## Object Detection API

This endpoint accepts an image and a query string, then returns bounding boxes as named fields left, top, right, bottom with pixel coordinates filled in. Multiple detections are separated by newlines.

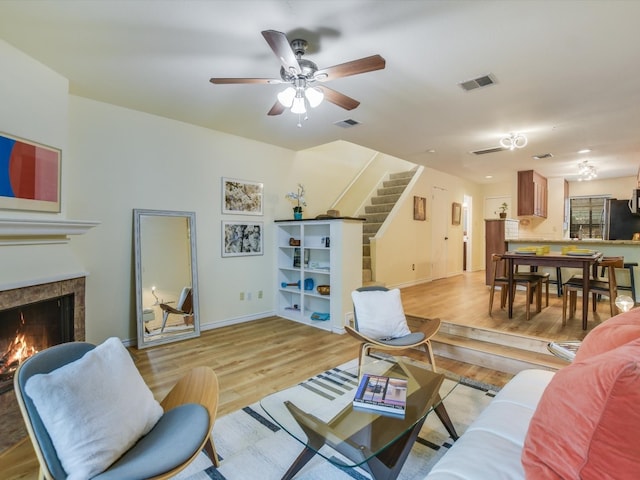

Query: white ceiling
left=1, top=0, right=639, bottom=185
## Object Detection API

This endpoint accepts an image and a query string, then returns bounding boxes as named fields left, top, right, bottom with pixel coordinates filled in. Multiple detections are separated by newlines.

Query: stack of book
left=353, top=374, right=407, bottom=417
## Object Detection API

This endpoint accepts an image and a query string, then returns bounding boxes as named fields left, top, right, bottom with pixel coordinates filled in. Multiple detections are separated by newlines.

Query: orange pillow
left=575, top=308, right=640, bottom=362
left=522, top=338, right=640, bottom=480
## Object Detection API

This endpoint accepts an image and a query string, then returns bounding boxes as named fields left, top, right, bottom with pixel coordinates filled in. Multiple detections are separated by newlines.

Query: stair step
left=371, top=195, right=400, bottom=205
left=363, top=222, right=382, bottom=234
left=377, top=186, right=406, bottom=196
left=431, top=322, right=567, bottom=375
left=363, top=256, right=371, bottom=269
left=362, top=234, right=372, bottom=245
left=389, top=170, right=416, bottom=181
left=382, top=178, right=411, bottom=189
left=365, top=204, right=394, bottom=214
left=363, top=245, right=370, bottom=256
left=361, top=212, right=389, bottom=223
left=362, top=269, right=372, bottom=284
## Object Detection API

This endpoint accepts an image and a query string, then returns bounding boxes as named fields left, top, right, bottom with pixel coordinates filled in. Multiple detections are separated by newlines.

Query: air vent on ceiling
left=533, top=153, right=554, bottom=160
left=334, top=118, right=360, bottom=128
left=458, top=73, right=497, bottom=92
left=471, top=146, right=506, bottom=155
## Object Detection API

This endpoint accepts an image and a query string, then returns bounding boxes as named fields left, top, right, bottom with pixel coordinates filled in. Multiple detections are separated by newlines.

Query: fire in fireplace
left=0, top=295, right=74, bottom=394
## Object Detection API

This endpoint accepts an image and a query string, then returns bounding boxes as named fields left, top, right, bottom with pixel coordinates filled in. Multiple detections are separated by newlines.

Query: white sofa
left=426, top=306, right=640, bottom=480
left=425, top=368, right=555, bottom=479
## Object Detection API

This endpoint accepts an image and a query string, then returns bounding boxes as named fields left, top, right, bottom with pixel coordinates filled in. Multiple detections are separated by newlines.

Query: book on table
left=353, top=374, right=407, bottom=416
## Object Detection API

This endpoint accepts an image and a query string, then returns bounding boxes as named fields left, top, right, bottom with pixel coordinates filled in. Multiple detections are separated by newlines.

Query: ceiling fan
left=210, top=30, right=386, bottom=117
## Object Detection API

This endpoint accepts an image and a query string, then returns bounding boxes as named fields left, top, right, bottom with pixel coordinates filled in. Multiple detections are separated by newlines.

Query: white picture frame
left=222, top=177, right=263, bottom=216
left=222, top=221, right=264, bottom=257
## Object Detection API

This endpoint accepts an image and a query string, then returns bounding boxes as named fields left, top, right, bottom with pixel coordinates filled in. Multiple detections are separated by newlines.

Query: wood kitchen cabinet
left=517, top=170, right=547, bottom=217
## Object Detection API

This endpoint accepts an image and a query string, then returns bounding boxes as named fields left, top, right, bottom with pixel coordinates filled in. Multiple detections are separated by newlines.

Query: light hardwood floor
left=1, top=270, right=610, bottom=479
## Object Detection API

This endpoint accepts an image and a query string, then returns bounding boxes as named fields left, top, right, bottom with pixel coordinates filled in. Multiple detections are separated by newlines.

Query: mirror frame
left=134, top=209, right=200, bottom=349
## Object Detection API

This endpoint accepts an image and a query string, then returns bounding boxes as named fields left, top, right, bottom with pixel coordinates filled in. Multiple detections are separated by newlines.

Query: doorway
left=431, top=186, right=449, bottom=280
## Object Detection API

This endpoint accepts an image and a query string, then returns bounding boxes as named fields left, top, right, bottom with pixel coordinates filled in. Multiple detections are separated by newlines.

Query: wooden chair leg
left=500, top=286, right=507, bottom=309
left=525, top=285, right=531, bottom=321
left=423, top=340, right=437, bottom=373
left=536, top=282, right=542, bottom=313
left=544, top=281, right=549, bottom=307
left=488, top=286, right=495, bottom=315
left=562, top=288, right=568, bottom=326
left=570, top=291, right=577, bottom=318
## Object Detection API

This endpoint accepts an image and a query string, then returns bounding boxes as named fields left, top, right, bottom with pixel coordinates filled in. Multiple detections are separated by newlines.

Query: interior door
left=431, top=186, right=449, bottom=280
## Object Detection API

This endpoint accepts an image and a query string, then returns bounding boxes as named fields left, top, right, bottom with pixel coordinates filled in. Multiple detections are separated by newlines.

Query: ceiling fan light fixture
left=304, top=87, right=324, bottom=108
left=291, top=95, right=306, bottom=114
left=499, top=132, right=528, bottom=150
left=277, top=87, right=296, bottom=107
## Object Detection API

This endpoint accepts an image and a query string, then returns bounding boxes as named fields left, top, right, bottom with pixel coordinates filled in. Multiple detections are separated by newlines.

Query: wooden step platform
left=432, top=321, right=568, bottom=375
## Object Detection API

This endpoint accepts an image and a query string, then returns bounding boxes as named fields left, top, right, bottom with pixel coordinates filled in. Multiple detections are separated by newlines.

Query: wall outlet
left=239, top=292, right=245, bottom=301
left=258, top=290, right=263, bottom=299
left=247, top=291, right=252, bottom=301
left=344, top=312, right=354, bottom=327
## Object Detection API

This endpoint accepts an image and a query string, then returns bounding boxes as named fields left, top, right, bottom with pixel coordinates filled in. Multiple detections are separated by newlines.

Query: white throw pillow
left=25, top=337, right=163, bottom=480
left=351, top=288, right=412, bottom=339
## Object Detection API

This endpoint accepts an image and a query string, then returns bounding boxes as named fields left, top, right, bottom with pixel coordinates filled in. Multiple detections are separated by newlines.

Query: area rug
left=172, top=359, right=500, bottom=480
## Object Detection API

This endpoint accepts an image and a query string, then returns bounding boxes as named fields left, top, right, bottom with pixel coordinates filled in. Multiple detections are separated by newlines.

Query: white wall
left=66, top=97, right=299, bottom=342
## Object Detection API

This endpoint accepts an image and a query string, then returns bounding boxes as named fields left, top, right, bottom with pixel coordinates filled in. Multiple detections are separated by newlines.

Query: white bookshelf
left=275, top=218, right=363, bottom=333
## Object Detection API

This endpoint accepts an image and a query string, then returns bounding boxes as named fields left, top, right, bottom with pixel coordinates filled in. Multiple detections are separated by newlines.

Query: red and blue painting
left=0, top=133, right=60, bottom=212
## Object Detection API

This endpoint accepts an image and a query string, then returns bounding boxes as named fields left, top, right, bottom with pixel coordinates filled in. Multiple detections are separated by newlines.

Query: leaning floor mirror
left=134, top=209, right=200, bottom=349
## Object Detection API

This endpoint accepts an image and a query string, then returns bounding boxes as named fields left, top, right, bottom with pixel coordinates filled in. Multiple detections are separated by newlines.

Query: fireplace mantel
left=0, top=218, right=100, bottom=245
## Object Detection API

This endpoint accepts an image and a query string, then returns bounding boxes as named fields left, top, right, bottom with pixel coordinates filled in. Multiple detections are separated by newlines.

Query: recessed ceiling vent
left=334, top=118, right=360, bottom=128
left=471, top=146, right=506, bottom=155
left=459, top=74, right=497, bottom=92
left=533, top=153, right=554, bottom=160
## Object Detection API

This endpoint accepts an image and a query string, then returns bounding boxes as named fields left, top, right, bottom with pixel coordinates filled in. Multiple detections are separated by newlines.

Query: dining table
left=502, top=249, right=603, bottom=330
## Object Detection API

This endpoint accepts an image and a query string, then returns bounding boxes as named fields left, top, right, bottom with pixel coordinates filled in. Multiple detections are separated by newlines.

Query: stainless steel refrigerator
left=603, top=198, right=640, bottom=240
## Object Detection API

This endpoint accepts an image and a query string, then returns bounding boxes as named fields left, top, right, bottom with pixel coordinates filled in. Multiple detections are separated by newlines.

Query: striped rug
left=173, top=359, right=499, bottom=480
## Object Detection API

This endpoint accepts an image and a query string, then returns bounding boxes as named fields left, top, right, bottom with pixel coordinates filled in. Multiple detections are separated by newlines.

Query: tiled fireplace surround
left=0, top=276, right=87, bottom=452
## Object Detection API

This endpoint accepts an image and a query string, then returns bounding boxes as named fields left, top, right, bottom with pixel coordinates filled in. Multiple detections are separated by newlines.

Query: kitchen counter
left=508, top=239, right=640, bottom=300
left=510, top=238, right=640, bottom=245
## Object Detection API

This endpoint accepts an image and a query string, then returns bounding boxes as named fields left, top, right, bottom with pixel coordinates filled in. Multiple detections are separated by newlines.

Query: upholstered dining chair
left=14, top=338, right=219, bottom=480
left=488, top=254, right=542, bottom=321
left=562, top=256, right=624, bottom=325
left=160, top=286, right=193, bottom=332
left=345, top=286, right=440, bottom=376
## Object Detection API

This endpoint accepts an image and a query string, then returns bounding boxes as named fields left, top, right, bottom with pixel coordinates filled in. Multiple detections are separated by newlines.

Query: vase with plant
left=285, top=184, right=306, bottom=220
left=498, top=202, right=508, bottom=219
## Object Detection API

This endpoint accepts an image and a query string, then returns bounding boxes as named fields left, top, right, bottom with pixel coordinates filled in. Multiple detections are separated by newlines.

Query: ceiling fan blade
left=317, top=85, right=360, bottom=111
left=210, top=77, right=280, bottom=85
left=261, top=30, right=301, bottom=75
left=267, top=101, right=285, bottom=116
left=315, top=55, right=386, bottom=81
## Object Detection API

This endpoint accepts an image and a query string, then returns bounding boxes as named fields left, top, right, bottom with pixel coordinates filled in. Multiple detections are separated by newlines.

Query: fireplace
left=0, top=276, right=85, bottom=453
left=0, top=294, right=75, bottom=394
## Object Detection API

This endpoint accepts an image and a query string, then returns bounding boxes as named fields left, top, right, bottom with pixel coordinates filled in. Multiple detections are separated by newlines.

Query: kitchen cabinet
left=518, top=170, right=547, bottom=217
left=485, top=219, right=519, bottom=285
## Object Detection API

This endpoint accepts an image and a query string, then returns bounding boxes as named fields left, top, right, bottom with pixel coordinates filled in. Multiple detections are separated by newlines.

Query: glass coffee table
left=260, top=356, right=459, bottom=480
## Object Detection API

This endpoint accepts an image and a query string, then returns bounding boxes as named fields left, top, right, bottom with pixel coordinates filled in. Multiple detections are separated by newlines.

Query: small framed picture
left=413, top=196, right=426, bottom=221
left=222, top=177, right=263, bottom=215
left=222, top=221, right=263, bottom=257
left=452, top=202, right=462, bottom=225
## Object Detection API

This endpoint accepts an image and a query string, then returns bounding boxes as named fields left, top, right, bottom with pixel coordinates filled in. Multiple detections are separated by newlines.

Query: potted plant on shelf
left=498, top=202, right=508, bottom=219
left=285, top=184, right=306, bottom=220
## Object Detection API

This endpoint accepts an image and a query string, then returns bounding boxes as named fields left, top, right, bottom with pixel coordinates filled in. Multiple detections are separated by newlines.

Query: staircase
left=361, top=169, right=416, bottom=284
left=432, top=322, right=567, bottom=374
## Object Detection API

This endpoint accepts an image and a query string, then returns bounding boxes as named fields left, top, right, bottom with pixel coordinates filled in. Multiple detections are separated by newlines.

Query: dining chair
left=345, top=286, right=440, bottom=376
left=562, top=256, right=624, bottom=325
left=516, top=265, right=551, bottom=307
left=488, top=254, right=542, bottom=321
